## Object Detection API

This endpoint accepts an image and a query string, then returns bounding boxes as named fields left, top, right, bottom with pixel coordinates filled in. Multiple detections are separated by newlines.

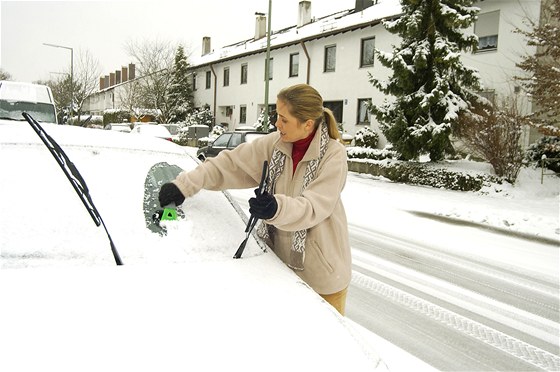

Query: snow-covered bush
left=211, top=125, right=225, bottom=137
left=526, top=136, right=560, bottom=173
left=103, top=109, right=130, bottom=125
left=347, top=159, right=502, bottom=192
left=254, top=109, right=271, bottom=132
left=347, top=146, right=397, bottom=160
left=354, top=126, right=379, bottom=148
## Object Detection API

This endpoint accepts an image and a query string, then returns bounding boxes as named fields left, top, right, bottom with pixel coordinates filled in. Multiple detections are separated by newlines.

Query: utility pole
left=263, top=0, right=272, bottom=131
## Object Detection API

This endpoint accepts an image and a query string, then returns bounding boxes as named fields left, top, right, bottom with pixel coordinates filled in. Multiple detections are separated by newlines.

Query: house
left=186, top=0, right=543, bottom=147
left=84, top=0, right=544, bottom=147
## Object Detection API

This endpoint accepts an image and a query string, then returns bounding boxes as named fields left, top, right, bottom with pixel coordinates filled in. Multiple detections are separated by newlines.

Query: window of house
left=324, top=45, right=336, bottom=72
left=241, top=64, right=248, bottom=84
left=360, top=37, right=375, bottom=67
left=357, top=98, right=372, bottom=124
left=478, top=89, right=497, bottom=105
left=265, top=58, right=274, bottom=80
left=323, top=100, right=343, bottom=124
left=240, top=105, right=247, bottom=124
left=289, top=53, right=299, bottom=77
left=192, top=73, right=197, bottom=91
left=205, top=71, right=211, bottom=89
left=475, top=11, right=499, bottom=52
left=223, top=67, right=230, bottom=87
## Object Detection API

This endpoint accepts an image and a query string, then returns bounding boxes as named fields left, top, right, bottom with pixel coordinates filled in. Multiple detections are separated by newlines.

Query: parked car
left=197, top=131, right=266, bottom=161
left=0, top=80, right=57, bottom=124
left=234, top=125, right=257, bottom=132
left=161, top=123, right=181, bottom=142
left=104, top=122, right=132, bottom=133
left=131, top=123, right=173, bottom=141
left=0, top=121, right=386, bottom=371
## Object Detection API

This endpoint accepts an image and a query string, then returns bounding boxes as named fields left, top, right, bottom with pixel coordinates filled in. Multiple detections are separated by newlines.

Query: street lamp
left=44, top=42, right=73, bottom=122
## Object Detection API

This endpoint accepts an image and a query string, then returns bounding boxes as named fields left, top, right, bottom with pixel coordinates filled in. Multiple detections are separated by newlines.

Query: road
left=227, top=182, right=560, bottom=371
left=347, top=221, right=559, bottom=371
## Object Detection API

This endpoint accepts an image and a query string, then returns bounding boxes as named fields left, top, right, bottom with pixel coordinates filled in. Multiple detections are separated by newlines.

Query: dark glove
left=158, top=182, right=185, bottom=207
left=249, top=191, right=278, bottom=220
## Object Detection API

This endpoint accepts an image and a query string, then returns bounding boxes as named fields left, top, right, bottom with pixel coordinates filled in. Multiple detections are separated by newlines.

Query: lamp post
left=263, top=0, right=272, bottom=131
left=44, top=43, right=73, bottom=122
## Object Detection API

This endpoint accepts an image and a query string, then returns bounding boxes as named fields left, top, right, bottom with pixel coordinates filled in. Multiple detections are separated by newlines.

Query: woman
left=158, top=84, right=351, bottom=315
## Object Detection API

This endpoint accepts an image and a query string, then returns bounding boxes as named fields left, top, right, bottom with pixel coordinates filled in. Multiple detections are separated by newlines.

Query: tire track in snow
left=351, top=270, right=560, bottom=372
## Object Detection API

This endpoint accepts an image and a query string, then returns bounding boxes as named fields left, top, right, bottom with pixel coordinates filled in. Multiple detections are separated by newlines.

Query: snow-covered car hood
left=0, top=122, right=386, bottom=371
left=0, top=257, right=383, bottom=371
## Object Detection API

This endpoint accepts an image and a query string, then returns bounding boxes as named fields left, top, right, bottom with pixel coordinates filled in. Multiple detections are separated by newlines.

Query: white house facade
left=187, top=0, right=542, bottom=147
left=83, top=0, right=544, bottom=147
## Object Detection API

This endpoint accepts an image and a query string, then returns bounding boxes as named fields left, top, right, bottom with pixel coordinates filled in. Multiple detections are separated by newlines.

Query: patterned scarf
left=257, top=121, right=330, bottom=271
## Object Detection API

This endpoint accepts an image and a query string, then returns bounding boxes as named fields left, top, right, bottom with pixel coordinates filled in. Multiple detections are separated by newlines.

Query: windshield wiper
left=22, top=112, right=123, bottom=265
left=0, top=116, right=25, bottom=121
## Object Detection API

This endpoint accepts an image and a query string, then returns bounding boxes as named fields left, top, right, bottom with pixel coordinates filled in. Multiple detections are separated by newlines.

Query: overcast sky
left=1, top=0, right=356, bottom=83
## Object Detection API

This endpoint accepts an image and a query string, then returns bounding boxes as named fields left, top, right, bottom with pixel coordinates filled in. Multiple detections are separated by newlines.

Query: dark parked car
left=197, top=131, right=266, bottom=161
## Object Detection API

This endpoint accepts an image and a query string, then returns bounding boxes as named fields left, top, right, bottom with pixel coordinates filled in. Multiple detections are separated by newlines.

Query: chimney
left=99, top=76, right=105, bottom=90
left=355, top=0, right=374, bottom=12
left=254, top=13, right=266, bottom=40
left=122, top=66, right=128, bottom=82
left=115, top=70, right=121, bottom=84
left=109, top=72, right=115, bottom=86
left=104, top=75, right=109, bottom=89
left=128, top=63, right=136, bottom=80
left=202, top=36, right=211, bottom=56
left=297, top=1, right=312, bottom=27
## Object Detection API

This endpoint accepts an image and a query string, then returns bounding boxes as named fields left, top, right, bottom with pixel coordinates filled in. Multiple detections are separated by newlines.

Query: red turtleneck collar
left=292, top=128, right=317, bottom=174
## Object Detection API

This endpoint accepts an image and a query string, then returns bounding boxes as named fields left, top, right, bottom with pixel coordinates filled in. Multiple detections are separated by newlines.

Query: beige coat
left=174, top=126, right=351, bottom=295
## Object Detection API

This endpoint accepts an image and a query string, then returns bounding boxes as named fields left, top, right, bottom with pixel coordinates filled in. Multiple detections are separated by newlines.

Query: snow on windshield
left=0, top=124, right=263, bottom=268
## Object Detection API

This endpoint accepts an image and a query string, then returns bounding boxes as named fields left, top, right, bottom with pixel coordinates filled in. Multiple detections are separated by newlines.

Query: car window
left=245, top=133, right=266, bottom=143
left=166, top=125, right=179, bottom=135
left=229, top=133, right=242, bottom=148
left=213, top=133, right=231, bottom=147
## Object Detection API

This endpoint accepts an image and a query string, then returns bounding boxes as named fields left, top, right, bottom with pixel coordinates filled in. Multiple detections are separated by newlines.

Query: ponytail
left=278, top=84, right=341, bottom=141
left=321, top=107, right=341, bottom=141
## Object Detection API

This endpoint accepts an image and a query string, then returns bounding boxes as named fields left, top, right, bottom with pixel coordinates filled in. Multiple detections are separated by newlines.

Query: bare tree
left=516, top=0, right=560, bottom=132
left=73, top=50, right=101, bottom=123
left=456, top=96, right=528, bottom=183
left=125, top=38, right=177, bottom=123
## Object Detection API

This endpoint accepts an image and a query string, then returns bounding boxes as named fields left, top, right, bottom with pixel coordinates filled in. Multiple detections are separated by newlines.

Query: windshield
left=165, top=125, right=179, bottom=135
left=0, top=100, right=57, bottom=123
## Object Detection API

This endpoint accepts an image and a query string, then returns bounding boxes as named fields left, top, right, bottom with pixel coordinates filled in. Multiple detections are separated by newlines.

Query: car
left=130, top=123, right=173, bottom=141
left=197, top=131, right=266, bottom=161
left=0, top=120, right=387, bottom=371
left=161, top=123, right=181, bottom=142
left=0, top=80, right=57, bottom=124
left=104, top=122, right=132, bottom=133
left=234, top=125, right=258, bottom=132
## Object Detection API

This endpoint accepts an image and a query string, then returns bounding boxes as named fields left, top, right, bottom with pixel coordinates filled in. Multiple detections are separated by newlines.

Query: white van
left=0, top=80, right=58, bottom=124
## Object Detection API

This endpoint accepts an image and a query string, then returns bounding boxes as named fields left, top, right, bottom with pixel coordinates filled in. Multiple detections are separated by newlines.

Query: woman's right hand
left=158, top=182, right=185, bottom=207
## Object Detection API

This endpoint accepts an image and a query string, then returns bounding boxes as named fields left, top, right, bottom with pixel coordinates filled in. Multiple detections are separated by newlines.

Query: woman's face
left=274, top=99, right=313, bottom=143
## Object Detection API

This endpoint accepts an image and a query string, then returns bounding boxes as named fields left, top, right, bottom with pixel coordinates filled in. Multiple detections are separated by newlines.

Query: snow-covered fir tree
left=168, top=45, right=193, bottom=122
left=370, top=0, right=483, bottom=161
left=254, top=109, right=270, bottom=132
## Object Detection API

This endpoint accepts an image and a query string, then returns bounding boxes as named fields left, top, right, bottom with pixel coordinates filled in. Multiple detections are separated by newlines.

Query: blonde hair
left=277, top=84, right=340, bottom=140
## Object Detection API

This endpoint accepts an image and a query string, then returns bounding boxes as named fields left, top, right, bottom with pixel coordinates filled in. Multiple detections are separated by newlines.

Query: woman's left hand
left=248, top=191, right=278, bottom=219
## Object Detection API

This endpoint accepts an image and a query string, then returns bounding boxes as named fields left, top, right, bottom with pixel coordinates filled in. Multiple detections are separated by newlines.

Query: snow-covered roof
left=190, top=0, right=402, bottom=68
